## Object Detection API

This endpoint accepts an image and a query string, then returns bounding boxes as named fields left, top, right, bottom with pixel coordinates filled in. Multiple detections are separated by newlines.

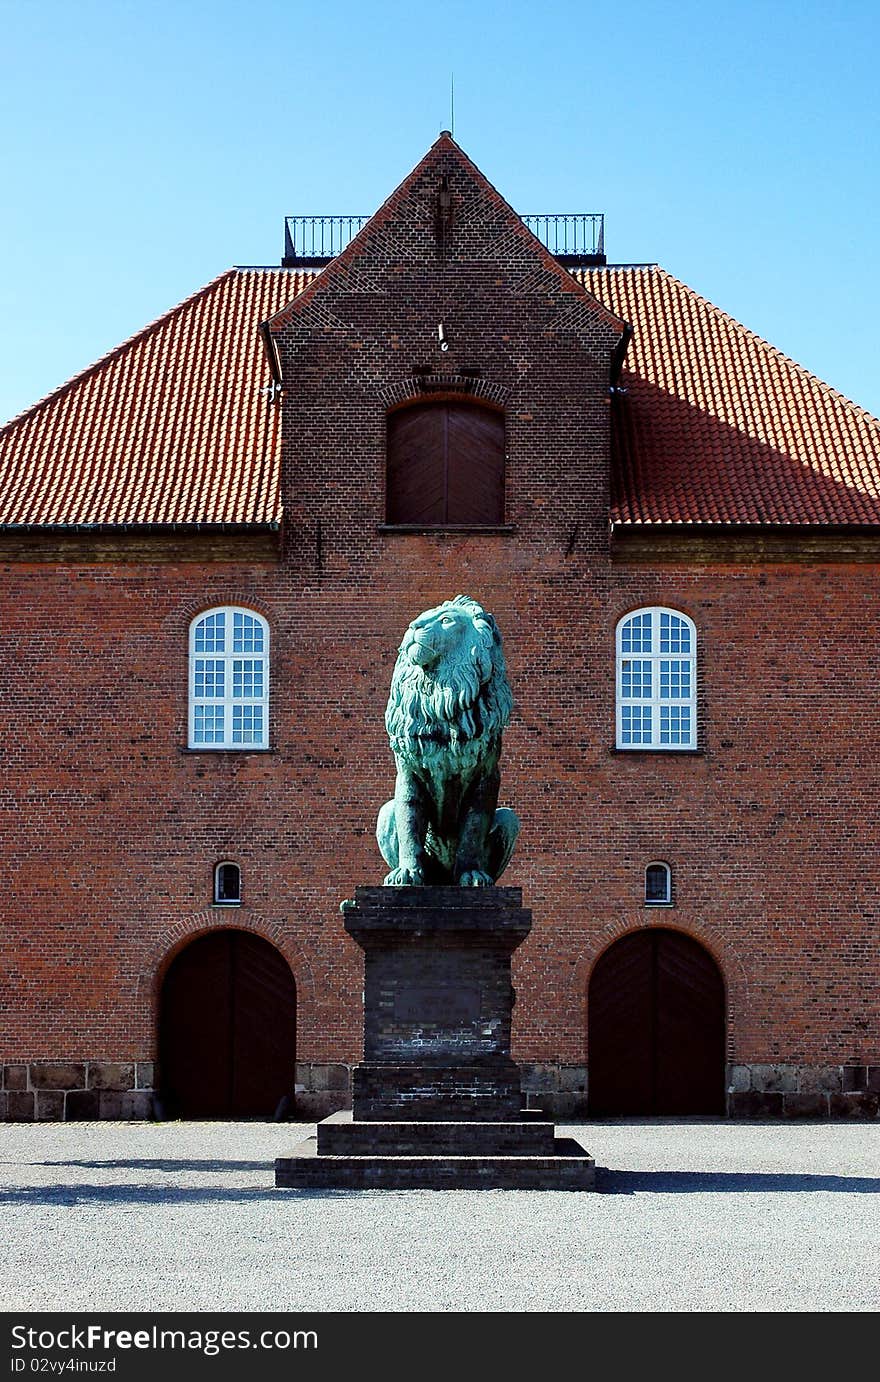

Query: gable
left=262, top=135, right=627, bottom=552
left=267, top=132, right=626, bottom=362
left=2, top=142, right=879, bottom=538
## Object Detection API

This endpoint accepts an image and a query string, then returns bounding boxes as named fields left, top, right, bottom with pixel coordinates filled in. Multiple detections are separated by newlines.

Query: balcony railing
left=282, top=212, right=605, bottom=267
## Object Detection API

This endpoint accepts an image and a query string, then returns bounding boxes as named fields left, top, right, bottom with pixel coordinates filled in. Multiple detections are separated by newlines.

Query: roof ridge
left=0, top=268, right=239, bottom=437
left=649, top=265, right=880, bottom=431
left=233, top=265, right=318, bottom=275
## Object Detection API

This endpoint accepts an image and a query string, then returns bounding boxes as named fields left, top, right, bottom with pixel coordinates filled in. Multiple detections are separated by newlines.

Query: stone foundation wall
left=295, top=1061, right=592, bottom=1120
left=3, top=1060, right=878, bottom=1121
left=520, top=1063, right=590, bottom=1118
left=1, top=1062, right=156, bottom=1121
left=293, top=1062, right=352, bottom=1121
left=727, top=1064, right=880, bottom=1118
left=520, top=1063, right=879, bottom=1119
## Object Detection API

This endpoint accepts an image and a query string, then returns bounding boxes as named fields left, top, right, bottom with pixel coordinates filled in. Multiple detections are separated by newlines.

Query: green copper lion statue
left=377, top=595, right=520, bottom=887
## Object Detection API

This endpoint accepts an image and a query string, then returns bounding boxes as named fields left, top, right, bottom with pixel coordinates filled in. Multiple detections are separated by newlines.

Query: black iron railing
left=520, top=213, right=604, bottom=265
left=282, top=212, right=605, bottom=267
left=283, top=216, right=370, bottom=266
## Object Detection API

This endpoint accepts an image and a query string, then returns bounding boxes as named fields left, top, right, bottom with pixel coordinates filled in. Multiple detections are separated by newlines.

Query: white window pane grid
left=621, top=659, right=651, bottom=699
left=233, top=705, right=264, bottom=744
left=233, top=612, right=264, bottom=654
left=195, top=612, right=226, bottom=654
left=190, top=609, right=269, bottom=749
left=621, top=705, right=652, bottom=745
left=660, top=611, right=691, bottom=654
left=232, top=660, right=263, bottom=700
left=618, top=609, right=695, bottom=750
left=660, top=705, right=691, bottom=745
left=621, top=612, right=652, bottom=654
left=194, top=659, right=225, bottom=699
left=194, top=705, right=225, bottom=744
left=659, top=659, right=690, bottom=700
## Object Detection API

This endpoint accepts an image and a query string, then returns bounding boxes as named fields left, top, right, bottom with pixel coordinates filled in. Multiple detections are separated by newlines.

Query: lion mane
left=377, top=595, right=519, bottom=887
left=385, top=595, right=513, bottom=765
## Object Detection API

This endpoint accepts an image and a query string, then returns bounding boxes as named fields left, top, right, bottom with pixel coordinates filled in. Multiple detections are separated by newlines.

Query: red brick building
left=1, top=135, right=877, bottom=1122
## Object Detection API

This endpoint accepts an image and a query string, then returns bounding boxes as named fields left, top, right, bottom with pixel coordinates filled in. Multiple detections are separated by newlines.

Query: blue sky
left=2, top=0, right=879, bottom=425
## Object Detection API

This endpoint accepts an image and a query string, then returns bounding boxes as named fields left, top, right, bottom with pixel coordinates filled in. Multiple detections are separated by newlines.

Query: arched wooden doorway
left=159, top=930, right=296, bottom=1119
left=588, top=928, right=725, bottom=1115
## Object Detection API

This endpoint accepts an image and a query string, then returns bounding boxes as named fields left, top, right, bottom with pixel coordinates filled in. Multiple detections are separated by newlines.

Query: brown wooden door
left=386, top=401, right=504, bottom=524
left=160, top=930, right=296, bottom=1119
left=588, top=929, right=725, bottom=1115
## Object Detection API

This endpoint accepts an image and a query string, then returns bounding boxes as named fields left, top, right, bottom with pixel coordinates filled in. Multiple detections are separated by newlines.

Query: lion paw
left=384, top=866, right=426, bottom=887
left=458, top=869, right=494, bottom=888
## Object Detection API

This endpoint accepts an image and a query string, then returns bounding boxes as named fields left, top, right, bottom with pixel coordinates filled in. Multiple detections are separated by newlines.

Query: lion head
left=385, top=595, right=513, bottom=759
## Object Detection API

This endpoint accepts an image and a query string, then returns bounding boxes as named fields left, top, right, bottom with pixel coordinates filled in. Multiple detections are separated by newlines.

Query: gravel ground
left=1, top=1119, right=878, bottom=1313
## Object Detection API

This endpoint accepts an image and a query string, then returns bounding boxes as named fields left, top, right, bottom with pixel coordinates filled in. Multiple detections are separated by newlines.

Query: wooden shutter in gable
left=387, top=405, right=447, bottom=524
left=446, top=404, right=504, bottom=524
left=386, top=400, right=504, bottom=525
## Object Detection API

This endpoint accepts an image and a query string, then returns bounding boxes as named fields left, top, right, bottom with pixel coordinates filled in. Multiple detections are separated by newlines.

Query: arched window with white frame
left=616, top=607, right=696, bottom=750
left=645, top=861, right=672, bottom=905
left=189, top=607, right=269, bottom=750
left=214, top=861, right=242, bottom=906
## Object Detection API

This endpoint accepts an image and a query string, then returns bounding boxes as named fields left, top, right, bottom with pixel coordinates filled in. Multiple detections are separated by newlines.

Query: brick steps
left=275, top=1128, right=596, bottom=1190
left=316, top=1110, right=557, bottom=1155
left=276, top=1111, right=596, bottom=1190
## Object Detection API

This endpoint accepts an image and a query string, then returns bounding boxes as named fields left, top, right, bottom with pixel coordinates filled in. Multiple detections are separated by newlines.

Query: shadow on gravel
left=1, top=1169, right=879, bottom=1204
left=596, top=1169, right=880, bottom=1194
left=0, top=1184, right=284, bottom=1205
left=9, top=1160, right=270, bottom=1173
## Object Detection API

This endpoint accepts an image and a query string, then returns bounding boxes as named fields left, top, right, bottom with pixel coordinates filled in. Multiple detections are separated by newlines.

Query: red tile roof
left=2, top=262, right=878, bottom=530
left=0, top=269, right=310, bottom=527
left=578, top=266, right=880, bottom=526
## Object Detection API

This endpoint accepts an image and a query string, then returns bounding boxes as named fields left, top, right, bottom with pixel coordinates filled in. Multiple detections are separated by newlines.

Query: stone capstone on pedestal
left=275, top=887, right=596, bottom=1190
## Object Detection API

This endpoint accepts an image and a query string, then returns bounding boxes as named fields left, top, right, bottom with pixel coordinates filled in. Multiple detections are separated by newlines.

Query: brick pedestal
left=275, top=887, right=596, bottom=1190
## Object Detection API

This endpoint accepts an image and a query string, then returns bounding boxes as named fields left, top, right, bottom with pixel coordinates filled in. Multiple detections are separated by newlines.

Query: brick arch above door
left=572, top=914, right=749, bottom=1061
left=135, top=911, right=315, bottom=1050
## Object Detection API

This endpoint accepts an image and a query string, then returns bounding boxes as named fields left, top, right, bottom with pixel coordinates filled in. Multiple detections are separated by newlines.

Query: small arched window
left=645, top=862, right=672, bottom=905
left=616, top=607, right=696, bottom=750
left=214, top=862, right=242, bottom=906
left=386, top=399, right=505, bottom=526
left=189, top=607, right=269, bottom=749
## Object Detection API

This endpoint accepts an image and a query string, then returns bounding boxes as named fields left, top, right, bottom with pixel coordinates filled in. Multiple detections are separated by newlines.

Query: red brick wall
left=1, top=557, right=878, bottom=1078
